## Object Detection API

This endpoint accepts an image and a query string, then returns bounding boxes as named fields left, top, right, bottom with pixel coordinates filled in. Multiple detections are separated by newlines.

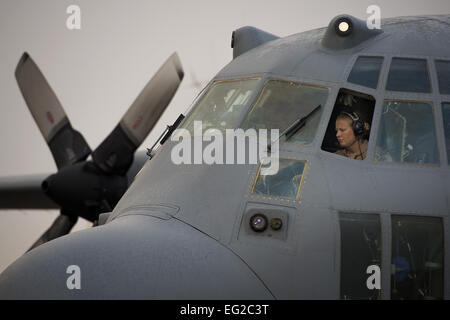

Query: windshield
left=182, top=78, right=260, bottom=133
left=241, top=80, right=329, bottom=144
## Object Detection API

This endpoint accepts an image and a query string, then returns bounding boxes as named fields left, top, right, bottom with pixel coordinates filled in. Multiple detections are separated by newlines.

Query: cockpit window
left=442, top=103, right=450, bottom=165
left=182, top=78, right=260, bottom=133
left=321, top=89, right=375, bottom=160
left=435, top=60, right=450, bottom=95
left=374, top=101, right=439, bottom=164
left=391, top=216, right=444, bottom=300
left=386, top=58, right=431, bottom=93
left=347, top=56, right=383, bottom=89
left=241, top=80, right=329, bottom=145
left=339, top=213, right=381, bottom=300
left=252, top=159, right=307, bottom=200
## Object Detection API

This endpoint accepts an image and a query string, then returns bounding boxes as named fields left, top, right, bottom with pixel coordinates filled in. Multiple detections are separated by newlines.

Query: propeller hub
left=42, top=161, right=128, bottom=222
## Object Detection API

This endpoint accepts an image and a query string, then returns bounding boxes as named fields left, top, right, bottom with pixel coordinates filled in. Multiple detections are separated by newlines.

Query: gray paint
left=0, top=215, right=272, bottom=299
left=0, top=14, right=449, bottom=299
left=232, top=26, right=280, bottom=59
left=321, top=15, right=383, bottom=50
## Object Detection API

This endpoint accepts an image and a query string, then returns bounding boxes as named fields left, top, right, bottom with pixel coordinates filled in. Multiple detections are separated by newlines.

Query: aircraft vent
left=231, top=26, right=280, bottom=59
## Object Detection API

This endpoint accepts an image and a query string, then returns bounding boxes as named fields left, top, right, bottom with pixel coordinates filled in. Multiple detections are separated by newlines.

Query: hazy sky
left=1, top=0, right=449, bottom=272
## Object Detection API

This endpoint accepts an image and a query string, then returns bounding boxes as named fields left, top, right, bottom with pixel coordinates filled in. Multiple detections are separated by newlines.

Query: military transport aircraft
left=0, top=13, right=449, bottom=300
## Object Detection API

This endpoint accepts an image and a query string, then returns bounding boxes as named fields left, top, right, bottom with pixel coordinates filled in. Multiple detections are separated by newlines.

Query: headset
left=340, top=111, right=365, bottom=138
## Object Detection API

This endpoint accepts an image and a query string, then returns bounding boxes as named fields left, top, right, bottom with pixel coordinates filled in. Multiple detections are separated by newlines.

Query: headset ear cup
left=353, top=120, right=364, bottom=137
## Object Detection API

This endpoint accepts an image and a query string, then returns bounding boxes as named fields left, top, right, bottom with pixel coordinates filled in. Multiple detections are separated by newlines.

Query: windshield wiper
left=268, top=104, right=321, bottom=152
left=147, top=113, right=185, bottom=158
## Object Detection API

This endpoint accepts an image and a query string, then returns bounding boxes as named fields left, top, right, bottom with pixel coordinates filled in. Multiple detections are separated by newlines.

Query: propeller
left=27, top=213, right=78, bottom=252
left=15, top=53, right=92, bottom=170
left=8, top=52, right=184, bottom=251
left=92, top=52, right=183, bottom=174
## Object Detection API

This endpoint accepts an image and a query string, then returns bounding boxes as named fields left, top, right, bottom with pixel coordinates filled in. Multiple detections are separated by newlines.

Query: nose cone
left=0, top=215, right=273, bottom=299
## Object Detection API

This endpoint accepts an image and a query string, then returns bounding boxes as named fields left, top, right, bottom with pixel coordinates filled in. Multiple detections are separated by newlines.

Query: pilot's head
left=335, top=111, right=367, bottom=148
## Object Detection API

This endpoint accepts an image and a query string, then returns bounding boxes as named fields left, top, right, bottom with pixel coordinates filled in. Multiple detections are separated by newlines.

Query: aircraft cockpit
left=181, top=78, right=328, bottom=145
left=181, top=55, right=449, bottom=168
left=182, top=78, right=260, bottom=133
left=172, top=53, right=450, bottom=301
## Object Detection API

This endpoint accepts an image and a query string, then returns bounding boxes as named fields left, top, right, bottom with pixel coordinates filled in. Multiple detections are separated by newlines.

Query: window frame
left=319, top=87, right=377, bottom=162
left=441, top=101, right=450, bottom=166
left=390, top=214, right=445, bottom=300
left=249, top=158, right=309, bottom=201
left=434, top=59, right=450, bottom=95
left=385, top=57, right=433, bottom=94
left=338, top=211, right=383, bottom=300
left=180, top=77, right=263, bottom=136
left=240, top=78, right=331, bottom=147
left=372, top=98, right=441, bottom=166
left=346, top=55, right=385, bottom=90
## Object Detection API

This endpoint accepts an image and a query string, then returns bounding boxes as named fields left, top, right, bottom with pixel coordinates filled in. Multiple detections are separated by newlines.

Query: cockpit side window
left=435, top=60, right=450, bottom=95
left=241, top=80, right=329, bottom=145
left=442, top=102, right=450, bottom=165
left=339, top=212, right=381, bottom=300
left=182, top=78, right=260, bottom=134
left=386, top=58, right=431, bottom=93
left=321, top=89, right=375, bottom=160
left=347, top=56, right=384, bottom=89
left=251, top=159, right=307, bottom=200
left=374, top=101, right=439, bottom=164
left=391, top=216, right=444, bottom=300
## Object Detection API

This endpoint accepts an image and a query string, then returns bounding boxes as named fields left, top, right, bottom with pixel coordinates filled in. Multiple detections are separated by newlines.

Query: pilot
left=335, top=111, right=369, bottom=160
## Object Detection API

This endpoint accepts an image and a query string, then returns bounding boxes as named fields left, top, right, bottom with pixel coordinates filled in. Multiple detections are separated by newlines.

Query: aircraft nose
left=0, top=214, right=273, bottom=299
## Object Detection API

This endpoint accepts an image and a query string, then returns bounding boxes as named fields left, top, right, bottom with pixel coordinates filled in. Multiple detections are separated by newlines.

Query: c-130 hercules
left=0, top=13, right=449, bottom=299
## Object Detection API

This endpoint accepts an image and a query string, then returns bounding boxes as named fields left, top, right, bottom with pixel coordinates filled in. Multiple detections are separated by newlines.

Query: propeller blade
left=92, top=52, right=184, bottom=174
left=27, top=212, right=78, bottom=252
left=0, top=174, right=58, bottom=209
left=15, top=52, right=91, bottom=170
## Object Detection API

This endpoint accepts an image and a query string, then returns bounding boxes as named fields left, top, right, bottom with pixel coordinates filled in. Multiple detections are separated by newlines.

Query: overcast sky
left=0, top=0, right=449, bottom=272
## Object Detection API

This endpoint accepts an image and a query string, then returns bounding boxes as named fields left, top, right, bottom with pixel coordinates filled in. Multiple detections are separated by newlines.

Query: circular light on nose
left=335, top=17, right=353, bottom=36
left=250, top=214, right=268, bottom=232
left=338, top=21, right=349, bottom=32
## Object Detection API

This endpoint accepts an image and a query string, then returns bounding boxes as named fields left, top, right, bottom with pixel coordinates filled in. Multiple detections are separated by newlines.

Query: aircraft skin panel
left=218, top=16, right=450, bottom=83
left=110, top=151, right=339, bottom=299
left=230, top=205, right=338, bottom=299
left=322, top=156, right=448, bottom=215
left=0, top=215, right=273, bottom=299
left=110, top=139, right=257, bottom=244
left=106, top=101, right=449, bottom=299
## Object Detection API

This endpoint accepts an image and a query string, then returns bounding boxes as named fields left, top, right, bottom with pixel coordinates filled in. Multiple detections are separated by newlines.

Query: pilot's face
left=336, top=118, right=356, bottom=148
